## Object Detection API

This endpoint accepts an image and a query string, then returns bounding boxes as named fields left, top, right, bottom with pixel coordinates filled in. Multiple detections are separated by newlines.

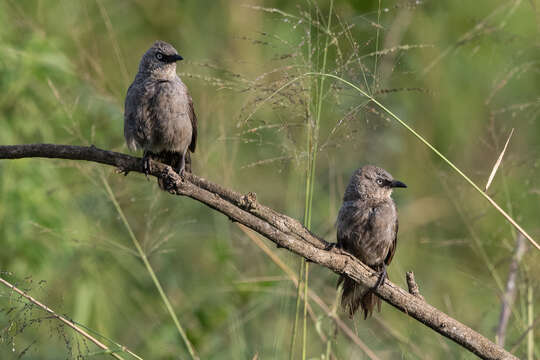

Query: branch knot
left=240, top=192, right=258, bottom=210
left=406, top=271, right=425, bottom=301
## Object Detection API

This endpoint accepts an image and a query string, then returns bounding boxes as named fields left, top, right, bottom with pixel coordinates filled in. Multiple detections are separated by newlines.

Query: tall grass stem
left=101, top=176, right=198, bottom=360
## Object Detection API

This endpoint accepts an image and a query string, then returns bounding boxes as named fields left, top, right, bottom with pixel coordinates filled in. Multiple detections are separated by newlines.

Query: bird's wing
left=124, top=80, right=148, bottom=151
left=188, top=94, right=197, bottom=152
left=337, top=202, right=372, bottom=252
left=384, top=217, right=398, bottom=265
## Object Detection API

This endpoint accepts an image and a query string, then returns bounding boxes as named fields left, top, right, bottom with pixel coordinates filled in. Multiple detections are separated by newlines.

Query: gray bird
left=336, top=165, right=406, bottom=319
left=124, top=40, right=197, bottom=178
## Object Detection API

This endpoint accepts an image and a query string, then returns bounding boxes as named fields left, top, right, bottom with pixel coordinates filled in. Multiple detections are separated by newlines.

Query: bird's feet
left=176, top=153, right=187, bottom=179
left=325, top=242, right=341, bottom=251
left=173, top=165, right=186, bottom=181
left=373, top=264, right=387, bottom=290
left=158, top=166, right=179, bottom=193
left=142, top=151, right=152, bottom=179
left=161, top=176, right=177, bottom=192
left=325, top=243, right=351, bottom=258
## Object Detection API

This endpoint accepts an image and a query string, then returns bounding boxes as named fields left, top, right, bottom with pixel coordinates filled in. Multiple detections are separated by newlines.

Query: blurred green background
left=1, top=0, right=539, bottom=359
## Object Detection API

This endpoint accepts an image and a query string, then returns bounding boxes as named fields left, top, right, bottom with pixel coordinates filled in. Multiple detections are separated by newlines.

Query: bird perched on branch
left=337, top=165, right=406, bottom=319
left=124, top=40, right=197, bottom=180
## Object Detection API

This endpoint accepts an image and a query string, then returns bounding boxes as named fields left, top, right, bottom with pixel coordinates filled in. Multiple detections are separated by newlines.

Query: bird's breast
left=338, top=200, right=396, bottom=266
left=145, top=79, right=193, bottom=153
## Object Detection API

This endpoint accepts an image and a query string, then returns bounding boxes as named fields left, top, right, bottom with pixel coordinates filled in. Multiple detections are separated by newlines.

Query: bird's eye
left=376, top=178, right=384, bottom=186
left=155, top=52, right=164, bottom=60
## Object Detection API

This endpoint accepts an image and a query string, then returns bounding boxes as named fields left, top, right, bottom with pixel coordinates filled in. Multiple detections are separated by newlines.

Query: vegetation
left=1, top=0, right=538, bottom=358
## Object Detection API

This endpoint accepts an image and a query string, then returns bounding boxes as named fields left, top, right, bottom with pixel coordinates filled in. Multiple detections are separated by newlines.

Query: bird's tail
left=338, top=268, right=385, bottom=319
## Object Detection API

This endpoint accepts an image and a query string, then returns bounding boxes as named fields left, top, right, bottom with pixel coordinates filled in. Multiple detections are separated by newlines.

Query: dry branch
left=0, top=144, right=518, bottom=360
left=406, top=271, right=425, bottom=301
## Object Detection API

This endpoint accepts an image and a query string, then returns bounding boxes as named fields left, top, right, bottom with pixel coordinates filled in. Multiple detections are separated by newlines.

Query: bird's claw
left=373, top=265, right=387, bottom=290
left=325, top=242, right=340, bottom=251
left=158, top=167, right=179, bottom=193
left=177, top=153, right=186, bottom=180
left=142, top=152, right=151, bottom=180
left=164, top=178, right=177, bottom=192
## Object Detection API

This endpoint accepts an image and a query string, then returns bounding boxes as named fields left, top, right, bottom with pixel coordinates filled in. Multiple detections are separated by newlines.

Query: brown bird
left=124, top=40, right=197, bottom=178
left=337, top=165, right=406, bottom=318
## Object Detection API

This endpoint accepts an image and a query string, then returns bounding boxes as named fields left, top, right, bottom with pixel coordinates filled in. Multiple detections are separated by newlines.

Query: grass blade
left=485, top=128, right=514, bottom=191
left=244, top=72, right=540, bottom=251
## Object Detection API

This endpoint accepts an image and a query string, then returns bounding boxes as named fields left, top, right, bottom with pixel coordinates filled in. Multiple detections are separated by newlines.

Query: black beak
left=390, top=180, right=407, bottom=188
left=172, top=54, right=183, bottom=62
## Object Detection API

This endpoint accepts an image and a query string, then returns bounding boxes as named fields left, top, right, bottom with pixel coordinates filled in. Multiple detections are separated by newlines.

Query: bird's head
left=344, top=165, right=406, bottom=201
left=138, top=40, right=183, bottom=78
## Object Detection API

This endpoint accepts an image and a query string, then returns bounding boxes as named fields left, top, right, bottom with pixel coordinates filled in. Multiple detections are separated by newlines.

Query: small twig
left=406, top=272, right=424, bottom=301
left=510, top=314, right=540, bottom=353
left=0, top=276, right=137, bottom=360
left=496, top=233, right=528, bottom=346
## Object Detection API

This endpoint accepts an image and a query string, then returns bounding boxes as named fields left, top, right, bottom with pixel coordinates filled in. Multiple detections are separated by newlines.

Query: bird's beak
left=172, top=54, right=183, bottom=62
left=390, top=180, right=407, bottom=188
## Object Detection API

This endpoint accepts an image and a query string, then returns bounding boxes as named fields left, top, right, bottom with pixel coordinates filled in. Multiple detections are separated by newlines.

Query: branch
left=0, top=144, right=518, bottom=360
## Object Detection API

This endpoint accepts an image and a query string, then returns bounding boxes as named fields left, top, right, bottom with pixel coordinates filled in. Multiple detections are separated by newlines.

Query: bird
left=336, top=165, right=406, bottom=319
left=124, top=40, right=197, bottom=181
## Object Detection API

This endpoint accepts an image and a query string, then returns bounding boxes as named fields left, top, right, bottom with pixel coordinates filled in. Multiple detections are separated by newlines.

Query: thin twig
left=510, top=314, right=540, bottom=353
left=496, top=233, right=528, bottom=346
left=0, top=144, right=520, bottom=360
left=526, top=282, right=534, bottom=360
left=406, top=272, right=424, bottom=301
left=0, top=276, right=137, bottom=360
